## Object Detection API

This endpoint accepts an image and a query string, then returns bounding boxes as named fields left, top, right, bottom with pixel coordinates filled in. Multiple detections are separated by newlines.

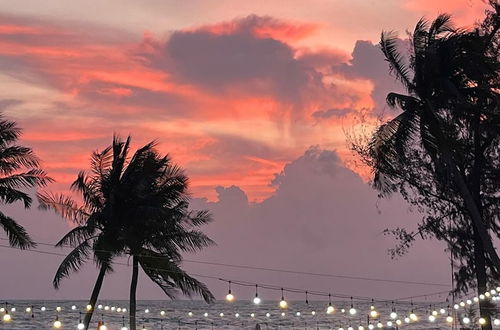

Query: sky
left=0, top=0, right=491, bottom=302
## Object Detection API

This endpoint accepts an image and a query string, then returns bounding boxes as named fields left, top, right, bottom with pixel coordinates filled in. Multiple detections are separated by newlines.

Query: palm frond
left=429, top=14, right=455, bottom=41
left=37, top=192, right=89, bottom=223
left=380, top=31, right=415, bottom=92
left=0, top=169, right=53, bottom=189
left=0, top=211, right=35, bottom=249
left=55, top=225, right=97, bottom=248
left=0, top=186, right=31, bottom=207
left=137, top=248, right=215, bottom=303
left=0, top=146, right=40, bottom=174
left=53, top=240, right=91, bottom=289
left=0, top=116, right=21, bottom=145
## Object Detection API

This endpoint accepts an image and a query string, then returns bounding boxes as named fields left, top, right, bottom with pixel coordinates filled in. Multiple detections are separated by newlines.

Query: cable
left=0, top=237, right=450, bottom=287
left=0, top=243, right=448, bottom=305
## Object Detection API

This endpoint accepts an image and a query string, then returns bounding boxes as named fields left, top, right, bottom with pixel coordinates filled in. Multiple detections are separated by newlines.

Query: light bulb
left=376, top=322, right=383, bottom=328
left=386, top=321, right=393, bottom=327
left=10, top=308, right=15, bottom=312
left=104, top=306, right=109, bottom=311
left=358, top=326, right=365, bottom=330
left=25, top=307, right=31, bottom=313
left=479, top=317, right=486, bottom=325
left=390, top=312, right=397, bottom=319
left=121, top=327, right=128, bottom=330
left=117, top=308, right=122, bottom=312
left=56, top=306, right=62, bottom=312
left=279, top=299, right=288, bottom=309
left=311, top=311, right=316, bottom=316
left=220, top=313, right=224, bottom=317
left=368, top=325, right=374, bottom=330
left=410, top=312, right=417, bottom=321
left=326, top=305, right=334, bottom=314
left=428, top=315, right=436, bottom=322
left=266, top=313, right=271, bottom=317
left=446, top=316, right=453, bottom=323
left=479, top=294, right=485, bottom=300
left=204, top=313, right=208, bottom=317
left=122, top=308, right=127, bottom=313
left=250, top=313, right=255, bottom=318
left=86, top=304, right=92, bottom=311
left=466, top=299, right=472, bottom=305
left=431, top=310, right=438, bottom=316
left=348, top=327, right=354, bottom=330
left=404, top=317, right=410, bottom=323
left=97, top=305, right=102, bottom=309
left=459, top=301, right=465, bottom=307
left=235, top=313, right=239, bottom=318
left=494, top=319, right=500, bottom=326
left=41, top=307, right=46, bottom=311
left=0, top=308, right=4, bottom=312
left=439, top=308, right=446, bottom=314
left=72, top=305, right=77, bottom=310
left=225, top=292, right=235, bottom=302
left=253, top=296, right=261, bottom=305
left=349, top=307, right=357, bottom=315
left=3, top=313, right=11, bottom=322
left=281, top=312, right=285, bottom=317
left=77, top=323, right=85, bottom=330
left=144, top=309, right=149, bottom=314
left=296, top=312, right=301, bottom=316
left=188, top=312, right=193, bottom=317
left=395, top=319, right=402, bottom=325
left=463, top=317, right=470, bottom=324
left=53, top=320, right=62, bottom=328
left=370, top=310, right=378, bottom=318
left=111, top=307, right=116, bottom=311
left=99, top=325, right=107, bottom=330
left=160, top=311, right=165, bottom=316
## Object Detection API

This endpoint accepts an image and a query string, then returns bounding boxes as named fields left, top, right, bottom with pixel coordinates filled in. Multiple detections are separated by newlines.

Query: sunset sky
left=0, top=0, right=490, bottom=301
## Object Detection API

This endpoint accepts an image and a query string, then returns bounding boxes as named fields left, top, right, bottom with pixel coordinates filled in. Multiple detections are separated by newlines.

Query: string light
left=53, top=315, right=62, bottom=328
left=326, top=294, right=335, bottom=314
left=253, top=285, right=261, bottom=305
left=77, top=312, right=85, bottom=329
left=279, top=288, right=288, bottom=309
left=348, top=297, right=356, bottom=315
left=225, top=281, right=235, bottom=302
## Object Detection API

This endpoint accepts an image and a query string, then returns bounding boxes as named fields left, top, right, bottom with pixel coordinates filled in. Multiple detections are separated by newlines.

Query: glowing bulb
left=368, top=325, right=374, bottom=330
left=281, top=312, right=285, bottom=317
left=386, top=321, right=393, bottom=327
left=160, top=311, right=165, bottom=316
left=204, top=313, right=208, bottom=317
left=453, top=304, right=459, bottom=309
left=10, top=308, right=15, bottom=312
left=3, top=313, right=11, bottom=322
left=235, top=313, right=239, bottom=318
left=41, top=307, right=46, bottom=311
left=358, top=326, right=365, bottom=330
left=144, top=309, right=149, bottom=314
left=86, top=304, right=92, bottom=311
left=0, top=308, right=4, bottom=312
left=494, top=319, right=500, bottom=326
left=72, top=305, right=77, bottom=310
left=428, top=315, right=436, bottom=322
left=404, top=317, right=410, bottom=323
left=479, top=294, right=485, bottom=300
left=53, top=320, right=62, bottom=328
left=225, top=293, right=235, bottom=302
left=25, top=307, right=31, bottom=313
left=409, top=312, right=417, bottom=321
left=220, top=313, right=224, bottom=317
left=370, top=310, right=378, bottom=318
left=117, top=308, right=122, bottom=312
left=250, top=313, right=255, bottom=318
left=446, top=316, right=453, bottom=323
left=326, top=305, right=334, bottom=314
left=440, top=308, right=446, bottom=314
left=485, top=292, right=491, bottom=298
left=349, top=307, right=357, bottom=315
left=479, top=318, right=486, bottom=325
left=311, top=311, right=316, bottom=315
left=376, top=321, right=383, bottom=328
left=390, top=312, right=397, bottom=319
left=279, top=299, right=288, bottom=309
left=56, top=306, right=62, bottom=312
left=188, top=312, right=193, bottom=317
left=341, top=308, right=345, bottom=313
left=431, top=310, right=438, bottom=316
left=253, top=296, right=261, bottom=305
left=122, top=308, right=127, bottom=313
left=395, top=319, right=402, bottom=325
left=78, top=323, right=85, bottom=330
left=348, top=327, right=354, bottom=330
left=459, top=301, right=465, bottom=307
left=111, top=307, right=116, bottom=311
left=466, top=299, right=472, bottom=305
left=266, top=313, right=271, bottom=317
left=97, top=305, right=102, bottom=309
left=296, top=312, right=301, bottom=316
left=121, top=327, right=128, bottom=330
left=473, top=297, right=479, bottom=302
left=463, top=317, right=470, bottom=324
left=99, top=325, right=107, bottom=330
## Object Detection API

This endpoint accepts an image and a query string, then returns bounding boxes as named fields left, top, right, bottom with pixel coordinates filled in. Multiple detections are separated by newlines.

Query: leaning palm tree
left=38, top=136, right=215, bottom=330
left=0, top=114, right=51, bottom=248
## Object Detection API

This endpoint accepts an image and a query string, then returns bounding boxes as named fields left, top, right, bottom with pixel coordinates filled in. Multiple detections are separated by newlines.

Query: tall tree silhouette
left=38, top=136, right=214, bottom=330
left=352, top=6, right=499, bottom=329
left=0, top=114, right=51, bottom=248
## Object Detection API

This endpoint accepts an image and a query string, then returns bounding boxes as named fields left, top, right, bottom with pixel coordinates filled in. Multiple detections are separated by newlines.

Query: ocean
left=0, top=300, right=469, bottom=329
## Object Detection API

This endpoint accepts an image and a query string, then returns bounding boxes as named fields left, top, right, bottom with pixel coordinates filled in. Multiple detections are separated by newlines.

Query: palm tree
left=0, top=114, right=51, bottom=248
left=38, top=136, right=215, bottom=330
left=369, top=14, right=499, bottom=329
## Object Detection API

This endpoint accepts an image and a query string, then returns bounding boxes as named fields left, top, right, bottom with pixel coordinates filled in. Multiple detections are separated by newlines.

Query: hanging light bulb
left=404, top=317, right=410, bottom=323
left=395, top=319, right=402, bottom=326
left=311, top=311, right=316, bottom=316
left=493, top=319, right=500, bottom=326
left=358, top=326, right=365, bottom=330
left=121, top=327, right=128, bottom=330
left=479, top=318, right=486, bottom=325
left=369, top=301, right=378, bottom=318
left=463, top=316, right=470, bottom=324
left=428, top=315, right=436, bottom=322
left=327, top=294, right=334, bottom=314
left=368, top=324, right=374, bottom=330
left=253, top=285, right=261, bottom=305
left=99, top=325, right=107, bottom=330
left=376, top=321, right=383, bottom=328
left=25, top=307, right=31, bottom=313
left=279, top=288, right=288, bottom=309
left=390, top=311, right=397, bottom=319
left=439, top=308, right=446, bottom=314
left=446, top=315, right=453, bottom=323
left=225, top=281, right=234, bottom=302
left=53, top=315, right=62, bottom=328
left=3, top=312, right=11, bottom=322
left=386, top=321, right=393, bottom=327
left=77, top=312, right=85, bottom=329
left=348, top=297, right=356, bottom=315
left=86, top=304, right=92, bottom=311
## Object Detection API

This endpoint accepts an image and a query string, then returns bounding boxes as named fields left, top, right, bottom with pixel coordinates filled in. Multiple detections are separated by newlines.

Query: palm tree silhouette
left=0, top=114, right=51, bottom=249
left=38, top=136, right=214, bottom=330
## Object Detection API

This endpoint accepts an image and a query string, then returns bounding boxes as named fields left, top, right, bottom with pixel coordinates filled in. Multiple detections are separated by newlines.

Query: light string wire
left=0, top=242, right=448, bottom=306
left=0, top=237, right=449, bottom=287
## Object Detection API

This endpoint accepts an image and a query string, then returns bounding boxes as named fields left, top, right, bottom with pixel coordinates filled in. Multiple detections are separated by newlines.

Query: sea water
left=0, top=300, right=472, bottom=329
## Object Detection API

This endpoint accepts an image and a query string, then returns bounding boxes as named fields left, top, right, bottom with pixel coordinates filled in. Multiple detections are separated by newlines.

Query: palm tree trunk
left=130, top=256, right=139, bottom=330
left=83, top=266, right=106, bottom=330
left=423, top=100, right=500, bottom=270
